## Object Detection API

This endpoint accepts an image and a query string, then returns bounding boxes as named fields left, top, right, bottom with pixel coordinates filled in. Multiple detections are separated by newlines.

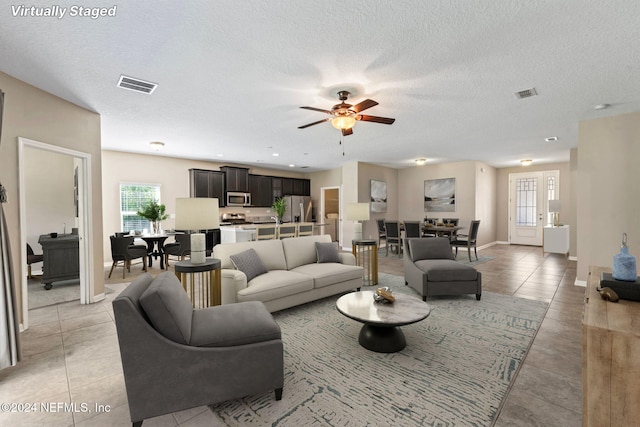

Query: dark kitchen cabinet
left=282, top=178, right=294, bottom=196
left=249, top=174, right=273, bottom=207
left=220, top=166, right=249, bottom=193
left=272, top=177, right=283, bottom=203
left=189, top=169, right=225, bottom=205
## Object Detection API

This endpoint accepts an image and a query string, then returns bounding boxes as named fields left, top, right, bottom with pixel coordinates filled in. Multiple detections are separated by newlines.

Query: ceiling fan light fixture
left=331, top=115, right=356, bottom=130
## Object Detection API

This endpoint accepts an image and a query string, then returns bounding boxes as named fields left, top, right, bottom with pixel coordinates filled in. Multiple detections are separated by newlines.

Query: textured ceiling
left=1, top=0, right=639, bottom=172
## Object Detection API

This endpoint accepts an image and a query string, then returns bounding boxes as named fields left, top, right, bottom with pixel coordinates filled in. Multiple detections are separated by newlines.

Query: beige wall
left=576, top=111, right=640, bottom=281
left=101, top=151, right=309, bottom=262
left=475, top=162, right=498, bottom=246
left=495, top=162, right=572, bottom=250
left=357, top=162, right=399, bottom=241
left=397, top=161, right=496, bottom=246
left=0, top=71, right=103, bottom=323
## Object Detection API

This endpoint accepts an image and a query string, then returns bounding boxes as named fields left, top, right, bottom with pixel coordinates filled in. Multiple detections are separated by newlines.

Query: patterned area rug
left=210, top=273, right=548, bottom=426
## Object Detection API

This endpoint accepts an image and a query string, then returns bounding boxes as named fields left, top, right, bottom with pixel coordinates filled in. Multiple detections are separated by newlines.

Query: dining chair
left=450, top=220, right=481, bottom=262
left=384, top=221, right=402, bottom=257
left=297, top=222, right=314, bottom=237
left=376, top=219, right=387, bottom=248
left=403, top=221, right=422, bottom=239
left=277, top=224, right=297, bottom=239
left=163, top=233, right=191, bottom=268
left=26, top=243, right=44, bottom=279
left=422, top=218, right=438, bottom=237
left=108, top=235, right=148, bottom=279
left=255, top=224, right=277, bottom=240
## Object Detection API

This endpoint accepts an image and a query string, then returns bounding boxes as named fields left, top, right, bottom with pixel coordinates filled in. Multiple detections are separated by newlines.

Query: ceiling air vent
left=515, top=87, right=538, bottom=99
left=117, top=75, right=157, bottom=94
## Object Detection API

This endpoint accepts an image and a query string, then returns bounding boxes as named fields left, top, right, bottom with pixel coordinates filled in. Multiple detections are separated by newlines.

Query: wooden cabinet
left=583, top=265, right=640, bottom=426
left=272, top=177, right=283, bottom=203
left=38, top=234, right=79, bottom=289
left=543, top=225, right=569, bottom=255
left=249, top=174, right=273, bottom=207
left=189, top=169, right=225, bottom=205
left=220, top=166, right=249, bottom=193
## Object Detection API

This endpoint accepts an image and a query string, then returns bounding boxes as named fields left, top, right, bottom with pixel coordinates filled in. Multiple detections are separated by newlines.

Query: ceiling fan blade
left=357, top=114, right=396, bottom=125
left=300, top=106, right=332, bottom=114
left=352, top=99, right=378, bottom=113
left=342, top=127, right=353, bottom=136
left=298, top=118, right=330, bottom=129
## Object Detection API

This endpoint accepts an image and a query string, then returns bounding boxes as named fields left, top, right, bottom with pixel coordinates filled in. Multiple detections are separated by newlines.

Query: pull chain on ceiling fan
left=298, top=91, right=395, bottom=136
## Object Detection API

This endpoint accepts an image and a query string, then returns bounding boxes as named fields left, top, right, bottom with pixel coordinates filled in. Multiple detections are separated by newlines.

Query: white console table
left=543, top=225, right=569, bottom=255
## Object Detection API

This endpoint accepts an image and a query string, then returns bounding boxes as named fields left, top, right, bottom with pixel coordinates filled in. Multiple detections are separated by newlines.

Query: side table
left=352, top=239, right=378, bottom=286
left=174, top=258, right=222, bottom=308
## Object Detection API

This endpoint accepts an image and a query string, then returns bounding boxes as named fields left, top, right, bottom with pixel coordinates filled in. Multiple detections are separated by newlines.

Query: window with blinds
left=120, top=183, right=161, bottom=232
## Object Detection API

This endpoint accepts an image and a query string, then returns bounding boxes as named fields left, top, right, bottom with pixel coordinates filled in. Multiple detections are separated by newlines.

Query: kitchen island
left=220, top=225, right=256, bottom=244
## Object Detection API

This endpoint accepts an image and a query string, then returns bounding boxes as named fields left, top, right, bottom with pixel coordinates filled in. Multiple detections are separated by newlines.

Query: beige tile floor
left=1, top=244, right=582, bottom=426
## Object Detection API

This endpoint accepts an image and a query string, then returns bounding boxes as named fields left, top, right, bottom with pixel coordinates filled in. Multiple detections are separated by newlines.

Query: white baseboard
left=574, top=279, right=587, bottom=287
left=495, top=241, right=510, bottom=245
left=93, top=292, right=106, bottom=302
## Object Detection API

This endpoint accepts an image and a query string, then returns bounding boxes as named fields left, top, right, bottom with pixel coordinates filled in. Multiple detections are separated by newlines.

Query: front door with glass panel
left=509, top=171, right=559, bottom=246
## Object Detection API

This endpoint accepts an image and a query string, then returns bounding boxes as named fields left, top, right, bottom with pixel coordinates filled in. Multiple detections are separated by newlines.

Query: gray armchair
left=113, top=272, right=284, bottom=427
left=404, top=237, right=481, bottom=301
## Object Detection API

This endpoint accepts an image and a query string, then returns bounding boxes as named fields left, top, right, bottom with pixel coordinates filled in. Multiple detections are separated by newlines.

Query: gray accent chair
left=113, top=272, right=284, bottom=427
left=403, top=237, right=482, bottom=301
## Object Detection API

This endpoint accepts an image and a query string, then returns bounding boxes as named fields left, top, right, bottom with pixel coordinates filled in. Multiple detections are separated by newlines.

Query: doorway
left=508, top=170, right=560, bottom=246
left=18, top=137, right=94, bottom=330
left=320, top=186, right=341, bottom=243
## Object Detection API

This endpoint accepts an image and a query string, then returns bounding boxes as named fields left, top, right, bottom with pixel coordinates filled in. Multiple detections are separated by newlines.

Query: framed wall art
left=370, top=179, right=387, bottom=213
left=424, top=178, right=455, bottom=212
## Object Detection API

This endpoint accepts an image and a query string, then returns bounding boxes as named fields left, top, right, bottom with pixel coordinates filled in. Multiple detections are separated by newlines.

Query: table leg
left=358, top=324, right=406, bottom=353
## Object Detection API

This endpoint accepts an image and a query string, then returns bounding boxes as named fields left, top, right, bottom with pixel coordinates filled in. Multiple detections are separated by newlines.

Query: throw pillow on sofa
left=316, top=242, right=341, bottom=263
left=230, top=248, right=269, bottom=282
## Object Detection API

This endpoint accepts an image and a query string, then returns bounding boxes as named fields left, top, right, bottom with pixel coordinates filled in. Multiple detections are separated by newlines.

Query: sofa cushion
left=282, top=234, right=332, bottom=270
left=237, top=270, right=313, bottom=303
left=415, top=259, right=478, bottom=282
left=230, top=248, right=268, bottom=282
left=139, top=272, right=193, bottom=345
left=408, top=238, right=454, bottom=261
left=291, top=263, right=363, bottom=288
left=214, top=239, right=287, bottom=271
left=190, top=301, right=281, bottom=347
left=315, top=242, right=341, bottom=263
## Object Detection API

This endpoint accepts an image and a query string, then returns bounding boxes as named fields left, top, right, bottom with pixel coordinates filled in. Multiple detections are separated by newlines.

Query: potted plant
left=136, top=200, right=168, bottom=234
left=272, top=197, right=287, bottom=226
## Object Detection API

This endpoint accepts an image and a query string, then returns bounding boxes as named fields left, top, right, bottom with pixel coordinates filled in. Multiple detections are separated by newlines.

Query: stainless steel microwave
left=226, top=192, right=251, bottom=207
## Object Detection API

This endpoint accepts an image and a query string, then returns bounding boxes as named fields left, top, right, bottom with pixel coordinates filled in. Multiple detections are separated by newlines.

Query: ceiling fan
left=298, top=90, right=395, bottom=136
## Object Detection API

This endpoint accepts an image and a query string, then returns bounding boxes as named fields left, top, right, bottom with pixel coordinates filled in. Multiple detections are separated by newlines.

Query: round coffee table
left=336, top=291, right=431, bottom=353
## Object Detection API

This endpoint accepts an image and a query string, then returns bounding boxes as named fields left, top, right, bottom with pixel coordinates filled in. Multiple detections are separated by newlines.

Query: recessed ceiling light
left=216, top=153, right=224, bottom=157
left=594, top=103, right=610, bottom=110
left=520, top=159, right=533, bottom=166
left=545, top=136, right=558, bottom=142
left=415, top=158, right=427, bottom=166
left=289, top=164, right=295, bottom=168
left=149, top=141, right=165, bottom=151
left=272, top=153, right=279, bottom=157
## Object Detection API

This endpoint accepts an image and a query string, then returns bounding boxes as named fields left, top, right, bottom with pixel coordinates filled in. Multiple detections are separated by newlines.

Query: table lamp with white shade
left=548, top=199, right=561, bottom=227
left=346, top=202, right=370, bottom=241
left=175, top=198, right=220, bottom=264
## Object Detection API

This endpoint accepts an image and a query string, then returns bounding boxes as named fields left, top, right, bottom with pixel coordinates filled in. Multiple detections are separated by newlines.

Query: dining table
left=422, top=225, right=463, bottom=238
left=138, top=233, right=171, bottom=269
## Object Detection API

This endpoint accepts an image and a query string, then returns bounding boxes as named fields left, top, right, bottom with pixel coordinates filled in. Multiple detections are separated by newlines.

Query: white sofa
left=213, top=234, right=364, bottom=312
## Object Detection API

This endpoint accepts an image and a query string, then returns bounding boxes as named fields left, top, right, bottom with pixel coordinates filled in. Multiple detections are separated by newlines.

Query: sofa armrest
left=338, top=252, right=356, bottom=265
left=221, top=269, right=249, bottom=305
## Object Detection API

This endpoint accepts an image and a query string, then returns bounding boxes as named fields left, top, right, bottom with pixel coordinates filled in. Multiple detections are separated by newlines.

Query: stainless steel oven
left=226, top=192, right=251, bottom=207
